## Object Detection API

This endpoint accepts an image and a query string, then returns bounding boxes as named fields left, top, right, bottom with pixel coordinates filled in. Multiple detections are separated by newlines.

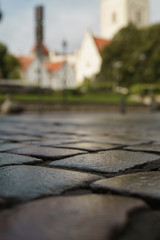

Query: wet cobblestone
left=0, top=112, right=160, bottom=239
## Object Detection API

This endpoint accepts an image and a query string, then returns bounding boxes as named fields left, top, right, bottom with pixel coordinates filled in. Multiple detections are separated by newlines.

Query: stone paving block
left=0, top=144, right=26, bottom=152
left=0, top=128, right=38, bottom=137
left=125, top=144, right=160, bottom=153
left=50, top=150, right=160, bottom=174
left=0, top=166, right=102, bottom=202
left=10, top=145, right=86, bottom=160
left=43, top=133, right=79, bottom=140
left=0, top=194, right=147, bottom=240
left=0, top=135, right=13, bottom=141
left=112, top=210, right=160, bottom=240
left=4, top=135, right=40, bottom=143
left=55, top=141, right=121, bottom=151
left=30, top=139, right=81, bottom=147
left=81, top=136, right=149, bottom=146
left=146, top=135, right=160, bottom=142
left=91, top=172, right=160, bottom=201
left=0, top=153, right=42, bottom=167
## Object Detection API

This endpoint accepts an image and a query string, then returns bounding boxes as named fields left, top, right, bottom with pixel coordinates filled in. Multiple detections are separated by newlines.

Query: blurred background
left=0, top=0, right=160, bottom=113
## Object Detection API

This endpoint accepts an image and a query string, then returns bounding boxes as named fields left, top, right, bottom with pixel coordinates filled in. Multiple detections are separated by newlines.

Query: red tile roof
left=32, top=43, right=49, bottom=56
left=19, top=57, right=33, bottom=71
left=93, top=37, right=110, bottom=52
left=44, top=61, right=65, bottom=73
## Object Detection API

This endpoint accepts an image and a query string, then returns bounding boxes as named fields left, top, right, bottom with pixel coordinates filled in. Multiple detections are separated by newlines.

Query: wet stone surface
left=80, top=135, right=149, bottom=146
left=55, top=141, right=121, bottom=151
left=0, top=143, right=26, bottom=152
left=29, top=139, right=81, bottom=147
left=50, top=150, right=160, bottom=174
left=1, top=112, right=160, bottom=239
left=0, top=165, right=102, bottom=203
left=10, top=145, right=86, bottom=160
left=92, top=172, right=160, bottom=201
left=125, top=143, right=160, bottom=153
left=0, top=134, right=40, bottom=142
left=0, top=194, right=147, bottom=240
left=0, top=153, right=42, bottom=167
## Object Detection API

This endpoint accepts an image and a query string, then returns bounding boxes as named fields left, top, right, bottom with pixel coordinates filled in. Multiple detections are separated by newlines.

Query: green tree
left=0, top=42, right=20, bottom=79
left=99, top=23, right=160, bottom=89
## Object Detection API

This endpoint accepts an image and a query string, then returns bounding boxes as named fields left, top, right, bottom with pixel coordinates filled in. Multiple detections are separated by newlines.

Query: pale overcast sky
left=0, top=0, right=159, bottom=55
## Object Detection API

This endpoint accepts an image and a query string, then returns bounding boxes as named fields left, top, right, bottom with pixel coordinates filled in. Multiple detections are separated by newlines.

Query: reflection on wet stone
left=55, top=141, right=121, bottom=151
left=0, top=144, right=26, bottom=152
left=0, top=153, right=42, bottom=167
left=1, top=113, right=160, bottom=239
left=0, top=165, right=102, bottom=202
left=50, top=150, right=160, bottom=174
left=0, top=195, right=147, bottom=240
left=92, top=172, right=160, bottom=201
left=10, top=146, right=86, bottom=160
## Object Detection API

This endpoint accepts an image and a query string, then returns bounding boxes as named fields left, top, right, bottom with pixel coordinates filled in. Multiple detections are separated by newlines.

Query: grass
left=0, top=92, right=141, bottom=105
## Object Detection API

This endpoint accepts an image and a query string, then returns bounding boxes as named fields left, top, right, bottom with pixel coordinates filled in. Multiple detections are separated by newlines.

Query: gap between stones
left=37, top=158, right=160, bottom=179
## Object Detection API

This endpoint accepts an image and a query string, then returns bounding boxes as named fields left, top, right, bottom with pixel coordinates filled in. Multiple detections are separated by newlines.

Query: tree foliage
left=0, top=42, right=20, bottom=79
left=99, top=23, right=160, bottom=88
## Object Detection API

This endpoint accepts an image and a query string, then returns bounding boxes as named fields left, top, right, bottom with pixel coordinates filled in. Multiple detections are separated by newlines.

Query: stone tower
left=100, top=0, right=150, bottom=39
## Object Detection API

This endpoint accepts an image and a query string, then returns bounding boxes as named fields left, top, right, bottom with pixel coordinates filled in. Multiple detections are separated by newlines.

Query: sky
left=0, top=0, right=160, bottom=55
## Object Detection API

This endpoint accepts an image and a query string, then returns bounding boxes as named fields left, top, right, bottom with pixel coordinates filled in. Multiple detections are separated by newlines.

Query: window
left=112, top=12, right=117, bottom=23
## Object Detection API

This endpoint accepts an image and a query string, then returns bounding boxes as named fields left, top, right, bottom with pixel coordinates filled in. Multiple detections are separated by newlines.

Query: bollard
left=150, top=96, right=156, bottom=113
left=120, top=97, right=126, bottom=114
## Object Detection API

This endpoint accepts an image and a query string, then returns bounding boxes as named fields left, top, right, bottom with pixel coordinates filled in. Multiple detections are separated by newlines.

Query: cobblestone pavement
left=0, top=112, right=160, bottom=240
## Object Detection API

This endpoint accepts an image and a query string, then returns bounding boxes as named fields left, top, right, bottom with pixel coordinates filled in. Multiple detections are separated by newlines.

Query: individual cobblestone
left=81, top=135, right=149, bottom=146
left=10, top=145, right=86, bottom=160
left=0, top=194, right=147, bottom=240
left=50, top=150, right=160, bottom=174
left=91, top=172, right=160, bottom=201
left=0, top=153, right=42, bottom=167
left=0, top=143, right=26, bottom=152
left=0, top=165, right=102, bottom=202
left=28, top=139, right=81, bottom=147
left=125, top=143, right=160, bottom=153
left=55, top=141, right=122, bottom=151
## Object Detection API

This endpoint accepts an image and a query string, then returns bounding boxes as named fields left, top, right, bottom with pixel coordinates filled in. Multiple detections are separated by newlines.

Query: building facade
left=19, top=44, right=76, bottom=90
left=75, top=31, right=110, bottom=84
left=100, top=0, right=150, bottom=39
left=19, top=0, right=150, bottom=89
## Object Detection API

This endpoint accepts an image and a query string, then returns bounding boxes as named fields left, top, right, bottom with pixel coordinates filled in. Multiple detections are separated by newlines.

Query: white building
left=75, top=31, right=110, bottom=84
left=19, top=44, right=76, bottom=90
left=49, top=51, right=77, bottom=66
left=100, top=0, right=150, bottom=39
left=44, top=61, right=76, bottom=90
left=19, top=0, right=150, bottom=88
left=76, top=0, right=150, bottom=84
